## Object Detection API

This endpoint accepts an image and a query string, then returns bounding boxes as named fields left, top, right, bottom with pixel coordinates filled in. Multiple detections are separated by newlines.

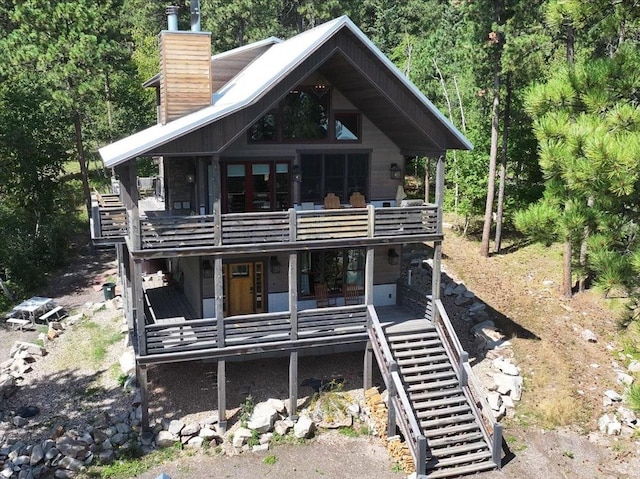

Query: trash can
left=102, top=282, right=116, bottom=301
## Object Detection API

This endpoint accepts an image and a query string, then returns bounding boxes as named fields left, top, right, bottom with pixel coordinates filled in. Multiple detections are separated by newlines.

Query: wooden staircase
left=386, top=323, right=497, bottom=478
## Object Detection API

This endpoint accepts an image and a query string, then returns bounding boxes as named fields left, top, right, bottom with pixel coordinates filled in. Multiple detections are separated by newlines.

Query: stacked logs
left=364, top=387, right=415, bottom=474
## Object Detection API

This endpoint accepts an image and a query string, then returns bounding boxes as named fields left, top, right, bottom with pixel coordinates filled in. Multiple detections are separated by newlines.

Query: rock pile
left=597, top=360, right=638, bottom=437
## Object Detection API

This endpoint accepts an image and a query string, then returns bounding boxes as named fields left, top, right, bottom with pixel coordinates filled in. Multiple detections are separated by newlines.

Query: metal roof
left=99, top=16, right=471, bottom=168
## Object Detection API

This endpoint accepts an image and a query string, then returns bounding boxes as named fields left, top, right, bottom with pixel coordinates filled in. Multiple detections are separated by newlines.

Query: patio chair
left=343, top=283, right=362, bottom=305
left=315, top=284, right=336, bottom=308
left=323, top=193, right=341, bottom=209
left=349, top=192, right=366, bottom=208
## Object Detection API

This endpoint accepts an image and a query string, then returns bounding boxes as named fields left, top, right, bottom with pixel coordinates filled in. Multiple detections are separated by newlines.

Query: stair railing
left=368, top=305, right=427, bottom=477
left=432, top=298, right=503, bottom=468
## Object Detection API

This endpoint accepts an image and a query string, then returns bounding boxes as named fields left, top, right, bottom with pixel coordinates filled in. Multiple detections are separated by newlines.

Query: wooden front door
left=226, top=262, right=265, bottom=316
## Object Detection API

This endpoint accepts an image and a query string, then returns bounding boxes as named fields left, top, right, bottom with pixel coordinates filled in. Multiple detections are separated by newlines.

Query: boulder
left=293, top=416, right=315, bottom=439
left=155, top=431, right=177, bottom=448
left=493, top=358, right=519, bottom=376
left=119, top=350, right=136, bottom=376
left=232, top=427, right=253, bottom=448
left=181, top=423, right=200, bottom=437
left=604, top=390, right=623, bottom=402
left=274, top=419, right=294, bottom=436
left=581, top=329, right=597, bottom=343
left=486, top=392, right=503, bottom=411
left=167, top=420, right=185, bottom=436
left=185, top=436, right=204, bottom=449
left=628, top=360, right=640, bottom=373
left=617, top=372, right=634, bottom=386
left=247, top=402, right=279, bottom=433
left=29, top=444, right=44, bottom=466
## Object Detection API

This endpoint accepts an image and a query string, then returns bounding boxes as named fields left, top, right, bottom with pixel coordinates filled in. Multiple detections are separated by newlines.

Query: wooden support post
left=133, top=259, right=146, bottom=356
left=459, top=351, right=468, bottom=387
left=137, top=364, right=150, bottom=431
left=365, top=247, right=374, bottom=305
left=214, top=257, right=224, bottom=346
left=387, top=361, right=397, bottom=437
left=289, top=351, right=298, bottom=420
left=218, top=359, right=227, bottom=432
left=128, top=162, right=141, bottom=251
left=288, top=249, right=298, bottom=418
left=363, top=340, right=373, bottom=390
left=417, top=435, right=427, bottom=477
left=212, top=159, right=221, bottom=245
left=493, top=423, right=503, bottom=468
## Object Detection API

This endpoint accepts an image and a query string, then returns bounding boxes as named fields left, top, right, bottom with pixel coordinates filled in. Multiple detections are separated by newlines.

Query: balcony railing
left=139, top=304, right=369, bottom=362
left=137, top=205, right=439, bottom=251
left=90, top=193, right=127, bottom=244
left=91, top=195, right=440, bottom=250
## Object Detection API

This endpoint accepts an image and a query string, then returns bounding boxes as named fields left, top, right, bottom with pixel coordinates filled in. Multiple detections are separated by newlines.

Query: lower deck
left=137, top=285, right=429, bottom=365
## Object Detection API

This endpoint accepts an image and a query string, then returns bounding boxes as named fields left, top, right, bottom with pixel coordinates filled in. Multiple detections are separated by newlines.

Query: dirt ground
left=2, top=232, right=640, bottom=478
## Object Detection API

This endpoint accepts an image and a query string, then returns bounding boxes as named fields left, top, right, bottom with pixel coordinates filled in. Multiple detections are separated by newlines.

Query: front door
left=226, top=262, right=265, bottom=316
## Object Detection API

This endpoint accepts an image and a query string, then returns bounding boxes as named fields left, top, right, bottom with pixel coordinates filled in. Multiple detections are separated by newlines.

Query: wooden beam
left=137, top=364, right=149, bottom=431
left=289, top=351, right=298, bottom=420
left=133, top=259, right=146, bottom=356
left=128, top=163, right=141, bottom=250
left=214, top=257, right=224, bottom=346
left=365, top=247, right=374, bottom=305
left=218, top=359, right=227, bottom=432
left=363, top=340, right=373, bottom=390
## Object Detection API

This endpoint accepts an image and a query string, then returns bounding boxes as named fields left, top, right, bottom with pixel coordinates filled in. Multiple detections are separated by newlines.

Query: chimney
left=159, top=4, right=212, bottom=124
left=190, top=0, right=201, bottom=32
left=166, top=5, right=179, bottom=31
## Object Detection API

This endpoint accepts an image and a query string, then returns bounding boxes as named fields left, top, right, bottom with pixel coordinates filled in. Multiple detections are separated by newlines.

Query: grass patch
left=562, top=450, right=574, bottom=459
left=338, top=426, right=358, bottom=437
left=262, top=454, right=277, bottom=465
left=87, top=444, right=181, bottom=478
left=626, top=383, right=640, bottom=412
left=270, top=432, right=305, bottom=446
left=78, top=320, right=122, bottom=364
left=533, top=395, right=581, bottom=428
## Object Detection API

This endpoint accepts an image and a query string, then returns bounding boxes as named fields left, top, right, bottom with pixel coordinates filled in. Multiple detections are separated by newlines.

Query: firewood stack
left=364, top=387, right=415, bottom=474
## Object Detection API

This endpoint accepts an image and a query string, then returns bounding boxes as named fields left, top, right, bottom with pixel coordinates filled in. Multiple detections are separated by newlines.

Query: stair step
left=404, top=370, right=457, bottom=383
left=428, top=431, right=484, bottom=448
left=390, top=338, right=442, bottom=350
left=422, top=422, right=479, bottom=438
left=427, top=449, right=493, bottom=469
left=399, top=362, right=452, bottom=375
left=407, top=378, right=459, bottom=392
left=386, top=331, right=437, bottom=343
left=431, top=440, right=489, bottom=457
left=410, top=387, right=463, bottom=402
left=414, top=395, right=467, bottom=410
left=420, top=413, right=476, bottom=429
left=394, top=346, right=446, bottom=359
left=417, top=404, right=470, bottom=419
left=426, top=458, right=497, bottom=478
left=397, top=353, right=449, bottom=366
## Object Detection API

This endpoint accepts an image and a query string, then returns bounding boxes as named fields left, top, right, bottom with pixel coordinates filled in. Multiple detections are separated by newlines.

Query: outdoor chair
left=315, top=283, right=336, bottom=308
left=343, top=283, right=362, bottom=305
left=323, top=193, right=341, bottom=209
left=349, top=192, right=366, bottom=208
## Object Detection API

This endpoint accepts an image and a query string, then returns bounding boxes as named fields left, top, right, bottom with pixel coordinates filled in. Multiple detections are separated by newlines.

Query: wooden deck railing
left=90, top=193, right=127, bottom=243
left=367, top=305, right=427, bottom=477
left=432, top=299, right=503, bottom=468
left=134, top=205, right=439, bottom=250
left=141, top=302, right=368, bottom=361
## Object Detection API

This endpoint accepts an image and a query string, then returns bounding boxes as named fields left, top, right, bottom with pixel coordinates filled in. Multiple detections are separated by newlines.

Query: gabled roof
left=99, top=16, right=471, bottom=168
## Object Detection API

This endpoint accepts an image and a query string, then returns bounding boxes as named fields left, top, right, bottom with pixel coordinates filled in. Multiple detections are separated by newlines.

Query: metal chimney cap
left=166, top=5, right=179, bottom=15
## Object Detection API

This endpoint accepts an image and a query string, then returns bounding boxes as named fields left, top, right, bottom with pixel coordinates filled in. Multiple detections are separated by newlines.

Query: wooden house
left=92, top=9, right=502, bottom=478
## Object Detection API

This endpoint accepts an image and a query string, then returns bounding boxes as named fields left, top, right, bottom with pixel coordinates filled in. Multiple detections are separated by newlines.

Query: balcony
left=91, top=195, right=440, bottom=253
left=90, top=193, right=127, bottom=245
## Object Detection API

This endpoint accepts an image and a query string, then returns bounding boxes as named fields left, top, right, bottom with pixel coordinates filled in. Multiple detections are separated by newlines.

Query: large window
left=300, top=249, right=365, bottom=296
left=300, top=152, right=369, bottom=203
left=223, top=161, right=290, bottom=213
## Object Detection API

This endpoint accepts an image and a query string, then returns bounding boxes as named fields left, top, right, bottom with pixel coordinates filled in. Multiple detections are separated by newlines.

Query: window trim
left=333, top=110, right=362, bottom=143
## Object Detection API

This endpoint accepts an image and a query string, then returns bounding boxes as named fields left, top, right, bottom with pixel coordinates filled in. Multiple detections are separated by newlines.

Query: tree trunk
left=566, top=23, right=575, bottom=65
left=0, top=277, right=13, bottom=301
left=74, top=111, right=92, bottom=220
left=562, top=238, right=573, bottom=297
left=578, top=195, right=594, bottom=292
left=494, top=74, right=511, bottom=254
left=480, top=67, right=500, bottom=257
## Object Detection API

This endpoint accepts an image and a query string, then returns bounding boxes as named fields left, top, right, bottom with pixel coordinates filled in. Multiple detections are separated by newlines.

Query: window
left=300, top=249, right=365, bottom=296
left=335, top=112, right=360, bottom=141
left=248, top=111, right=277, bottom=142
left=282, top=87, right=329, bottom=140
left=223, top=161, right=290, bottom=213
left=300, top=152, right=369, bottom=203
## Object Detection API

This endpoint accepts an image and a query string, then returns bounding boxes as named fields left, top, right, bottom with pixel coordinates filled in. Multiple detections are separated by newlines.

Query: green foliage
left=239, top=395, right=255, bottom=427
left=626, top=384, right=640, bottom=413
left=514, top=201, right=560, bottom=245
left=88, top=443, right=181, bottom=478
left=262, top=454, right=277, bottom=465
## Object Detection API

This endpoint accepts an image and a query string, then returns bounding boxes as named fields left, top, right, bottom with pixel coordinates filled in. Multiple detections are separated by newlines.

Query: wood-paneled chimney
left=159, top=3, right=212, bottom=124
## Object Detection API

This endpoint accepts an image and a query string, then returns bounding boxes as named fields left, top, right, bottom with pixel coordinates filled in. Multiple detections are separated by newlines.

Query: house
left=92, top=6, right=502, bottom=478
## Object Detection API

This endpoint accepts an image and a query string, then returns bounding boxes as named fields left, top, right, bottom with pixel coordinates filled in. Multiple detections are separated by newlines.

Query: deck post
left=289, top=352, right=298, bottom=420
left=137, top=364, right=149, bottom=431
left=212, top=159, right=221, bottom=244
left=365, top=247, right=374, bottom=305
left=128, top=162, right=141, bottom=251
left=431, top=153, right=445, bottom=321
left=133, top=259, right=146, bottom=356
left=493, top=422, right=503, bottom=468
left=363, top=340, right=373, bottom=390
left=218, top=359, right=227, bottom=432
left=387, top=361, right=397, bottom=437
left=288, top=248, right=299, bottom=418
